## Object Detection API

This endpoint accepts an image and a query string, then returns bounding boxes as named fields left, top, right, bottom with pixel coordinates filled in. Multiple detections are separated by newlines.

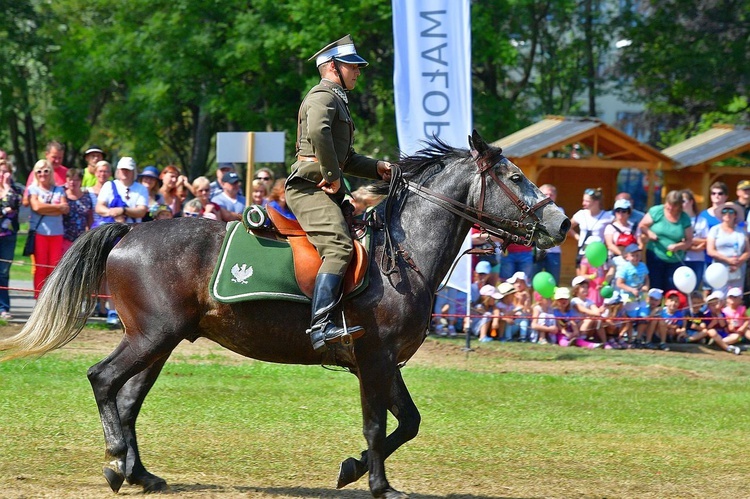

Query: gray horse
left=0, top=130, right=569, bottom=497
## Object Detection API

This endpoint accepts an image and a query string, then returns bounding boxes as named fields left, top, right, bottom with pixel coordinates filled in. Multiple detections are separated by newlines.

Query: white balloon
left=704, top=262, right=729, bottom=289
left=673, top=266, right=697, bottom=294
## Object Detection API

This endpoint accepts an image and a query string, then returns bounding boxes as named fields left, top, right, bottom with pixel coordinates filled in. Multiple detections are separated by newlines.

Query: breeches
left=285, top=180, right=353, bottom=277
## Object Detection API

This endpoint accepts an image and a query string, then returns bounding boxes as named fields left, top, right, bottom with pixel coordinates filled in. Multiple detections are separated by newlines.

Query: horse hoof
left=336, top=457, right=367, bottom=489
left=375, top=487, right=409, bottom=499
left=103, top=466, right=125, bottom=493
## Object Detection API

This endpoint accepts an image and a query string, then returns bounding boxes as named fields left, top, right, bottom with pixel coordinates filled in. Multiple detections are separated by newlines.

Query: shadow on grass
left=169, top=483, right=520, bottom=498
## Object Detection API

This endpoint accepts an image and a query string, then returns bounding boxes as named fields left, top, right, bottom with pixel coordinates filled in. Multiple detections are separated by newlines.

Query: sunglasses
left=183, top=211, right=200, bottom=218
left=255, top=176, right=271, bottom=181
left=124, top=187, right=130, bottom=201
left=711, top=191, right=727, bottom=196
left=721, top=208, right=736, bottom=215
left=614, top=208, right=631, bottom=214
left=35, top=169, right=51, bottom=175
left=196, top=188, right=210, bottom=193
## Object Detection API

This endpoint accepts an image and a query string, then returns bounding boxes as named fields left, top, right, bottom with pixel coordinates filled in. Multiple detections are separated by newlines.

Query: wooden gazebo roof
left=662, top=124, right=750, bottom=171
left=491, top=115, right=675, bottom=174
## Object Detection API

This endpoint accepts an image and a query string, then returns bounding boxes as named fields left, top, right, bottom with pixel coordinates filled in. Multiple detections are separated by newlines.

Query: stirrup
left=307, top=321, right=364, bottom=353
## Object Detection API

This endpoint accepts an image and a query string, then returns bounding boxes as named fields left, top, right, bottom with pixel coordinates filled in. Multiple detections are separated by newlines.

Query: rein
left=379, top=153, right=552, bottom=277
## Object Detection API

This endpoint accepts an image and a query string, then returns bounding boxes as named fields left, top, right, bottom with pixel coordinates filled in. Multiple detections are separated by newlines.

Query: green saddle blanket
left=210, top=221, right=310, bottom=303
left=210, top=220, right=371, bottom=304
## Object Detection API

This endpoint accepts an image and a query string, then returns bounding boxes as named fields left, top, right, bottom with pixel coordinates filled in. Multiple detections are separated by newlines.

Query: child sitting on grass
left=723, top=287, right=749, bottom=342
left=532, top=292, right=557, bottom=345
left=687, top=291, right=741, bottom=355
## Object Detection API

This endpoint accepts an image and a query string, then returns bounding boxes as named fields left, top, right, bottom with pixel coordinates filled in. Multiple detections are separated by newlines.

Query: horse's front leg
left=356, top=358, right=410, bottom=498
left=338, top=369, right=421, bottom=491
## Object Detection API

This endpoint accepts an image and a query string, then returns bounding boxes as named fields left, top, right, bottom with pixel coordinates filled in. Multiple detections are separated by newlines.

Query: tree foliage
left=0, top=0, right=746, bottom=179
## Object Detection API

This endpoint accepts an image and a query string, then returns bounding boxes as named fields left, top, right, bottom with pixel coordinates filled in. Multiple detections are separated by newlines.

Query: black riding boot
left=307, top=273, right=363, bottom=353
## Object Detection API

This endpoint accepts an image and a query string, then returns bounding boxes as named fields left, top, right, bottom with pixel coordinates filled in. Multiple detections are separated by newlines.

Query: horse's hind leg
left=87, top=336, right=180, bottom=492
left=118, top=355, right=171, bottom=492
left=348, top=364, right=418, bottom=498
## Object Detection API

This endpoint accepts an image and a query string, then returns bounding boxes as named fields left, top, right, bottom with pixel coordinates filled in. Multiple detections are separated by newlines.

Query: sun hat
left=717, top=201, right=745, bottom=222
left=475, top=261, right=491, bottom=275
left=479, top=284, right=502, bottom=300
left=571, top=275, right=589, bottom=287
left=116, top=157, right=136, bottom=170
left=138, top=166, right=160, bottom=180
left=507, top=271, right=528, bottom=284
left=553, top=287, right=571, bottom=300
left=497, top=282, right=516, bottom=298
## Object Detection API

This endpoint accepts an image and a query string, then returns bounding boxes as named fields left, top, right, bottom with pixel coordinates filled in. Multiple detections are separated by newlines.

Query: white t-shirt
left=97, top=180, right=149, bottom=223
left=573, top=209, right=614, bottom=254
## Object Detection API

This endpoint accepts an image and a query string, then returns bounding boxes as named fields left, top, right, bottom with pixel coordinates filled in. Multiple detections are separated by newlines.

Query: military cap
left=309, top=34, right=368, bottom=67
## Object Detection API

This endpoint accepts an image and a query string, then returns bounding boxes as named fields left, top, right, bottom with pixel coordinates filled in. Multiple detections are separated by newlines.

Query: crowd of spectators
left=0, top=142, right=293, bottom=323
left=433, top=181, right=750, bottom=356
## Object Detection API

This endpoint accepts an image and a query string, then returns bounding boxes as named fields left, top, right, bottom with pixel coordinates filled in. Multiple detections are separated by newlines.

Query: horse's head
left=467, top=130, right=570, bottom=250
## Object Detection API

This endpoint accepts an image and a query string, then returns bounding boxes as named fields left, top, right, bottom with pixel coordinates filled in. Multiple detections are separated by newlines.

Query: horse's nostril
left=560, top=218, right=571, bottom=235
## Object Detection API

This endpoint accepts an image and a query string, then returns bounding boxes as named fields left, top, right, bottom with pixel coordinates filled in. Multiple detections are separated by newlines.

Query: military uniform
left=285, top=34, right=383, bottom=353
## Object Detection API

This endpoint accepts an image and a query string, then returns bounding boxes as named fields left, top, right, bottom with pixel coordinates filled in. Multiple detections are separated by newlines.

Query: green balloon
left=584, top=241, right=608, bottom=267
left=532, top=271, right=556, bottom=298
left=600, top=285, right=614, bottom=298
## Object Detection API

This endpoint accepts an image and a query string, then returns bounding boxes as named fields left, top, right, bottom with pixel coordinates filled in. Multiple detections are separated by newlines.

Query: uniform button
left=327, top=172, right=333, bottom=176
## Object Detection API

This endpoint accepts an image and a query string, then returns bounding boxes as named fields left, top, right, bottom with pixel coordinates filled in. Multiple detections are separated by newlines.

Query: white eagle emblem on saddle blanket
left=230, top=263, right=254, bottom=284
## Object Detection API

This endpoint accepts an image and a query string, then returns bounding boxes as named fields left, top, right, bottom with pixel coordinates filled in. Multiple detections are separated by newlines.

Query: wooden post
left=245, top=132, right=255, bottom=201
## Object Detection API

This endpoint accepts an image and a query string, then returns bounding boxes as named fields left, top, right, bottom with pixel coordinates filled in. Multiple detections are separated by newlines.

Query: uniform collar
left=321, top=79, right=348, bottom=104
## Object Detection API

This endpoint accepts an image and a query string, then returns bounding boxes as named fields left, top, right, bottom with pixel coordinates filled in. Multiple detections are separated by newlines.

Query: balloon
left=532, top=271, right=556, bottom=299
left=584, top=241, right=608, bottom=267
left=600, top=285, right=614, bottom=298
left=704, top=262, right=729, bottom=289
left=673, top=266, right=697, bottom=294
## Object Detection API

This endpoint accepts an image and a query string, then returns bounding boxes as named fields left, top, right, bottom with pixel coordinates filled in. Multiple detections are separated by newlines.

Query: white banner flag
left=392, top=0, right=472, bottom=156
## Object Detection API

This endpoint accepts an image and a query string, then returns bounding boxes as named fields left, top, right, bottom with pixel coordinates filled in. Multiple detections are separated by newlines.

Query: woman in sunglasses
left=707, top=202, right=749, bottom=293
left=604, top=198, right=640, bottom=258
left=638, top=190, right=693, bottom=291
left=28, top=159, right=69, bottom=298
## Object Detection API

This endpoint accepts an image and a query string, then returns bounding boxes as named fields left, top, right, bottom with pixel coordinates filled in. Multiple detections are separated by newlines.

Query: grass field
left=1, top=331, right=750, bottom=498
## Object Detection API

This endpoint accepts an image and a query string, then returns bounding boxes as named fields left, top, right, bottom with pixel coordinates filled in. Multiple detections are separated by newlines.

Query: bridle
left=380, top=151, right=552, bottom=275
left=405, top=152, right=552, bottom=248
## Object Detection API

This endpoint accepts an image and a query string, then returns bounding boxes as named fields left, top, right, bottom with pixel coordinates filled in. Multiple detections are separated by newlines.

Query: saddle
left=255, top=206, right=368, bottom=298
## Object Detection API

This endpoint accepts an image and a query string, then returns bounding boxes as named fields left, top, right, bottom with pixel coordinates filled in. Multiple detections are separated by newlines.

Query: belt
left=298, top=155, right=318, bottom=162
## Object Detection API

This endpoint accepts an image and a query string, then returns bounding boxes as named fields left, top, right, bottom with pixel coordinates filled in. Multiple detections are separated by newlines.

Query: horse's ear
left=470, top=129, right=488, bottom=157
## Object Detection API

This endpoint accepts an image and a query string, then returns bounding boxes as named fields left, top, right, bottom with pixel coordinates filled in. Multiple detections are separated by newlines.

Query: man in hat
left=210, top=163, right=235, bottom=199
left=82, top=145, right=106, bottom=188
left=285, top=34, right=392, bottom=354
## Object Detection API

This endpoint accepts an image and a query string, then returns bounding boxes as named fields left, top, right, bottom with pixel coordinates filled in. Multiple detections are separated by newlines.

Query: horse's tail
left=0, top=223, right=132, bottom=361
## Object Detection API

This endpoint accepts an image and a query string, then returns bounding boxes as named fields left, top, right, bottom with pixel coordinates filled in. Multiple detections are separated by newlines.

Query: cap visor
left=335, top=54, right=368, bottom=67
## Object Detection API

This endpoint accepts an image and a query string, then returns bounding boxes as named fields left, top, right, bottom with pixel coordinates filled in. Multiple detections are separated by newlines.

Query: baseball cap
left=507, top=271, right=528, bottom=284
left=474, top=261, right=491, bottom=275
left=613, top=198, right=632, bottom=210
left=553, top=287, right=571, bottom=300
left=727, top=287, right=742, bottom=298
left=223, top=172, right=241, bottom=184
left=648, top=288, right=663, bottom=300
left=623, top=243, right=640, bottom=255
left=84, top=145, right=105, bottom=157
left=571, top=275, right=589, bottom=287
left=706, top=290, right=725, bottom=302
left=738, top=180, right=750, bottom=190
left=218, top=163, right=234, bottom=171
left=116, top=157, right=136, bottom=170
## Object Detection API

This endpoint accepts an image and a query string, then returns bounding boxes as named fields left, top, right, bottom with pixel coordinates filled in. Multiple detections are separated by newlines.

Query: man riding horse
left=285, top=34, right=392, bottom=353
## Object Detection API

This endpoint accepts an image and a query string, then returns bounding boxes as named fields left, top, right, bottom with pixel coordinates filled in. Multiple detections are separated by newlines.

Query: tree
left=615, top=0, right=750, bottom=145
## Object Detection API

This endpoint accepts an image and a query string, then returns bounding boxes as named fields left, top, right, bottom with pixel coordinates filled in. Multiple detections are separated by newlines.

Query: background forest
left=0, top=0, right=747, bottom=180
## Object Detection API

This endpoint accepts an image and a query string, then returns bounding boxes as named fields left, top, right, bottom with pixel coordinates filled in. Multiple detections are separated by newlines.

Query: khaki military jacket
left=287, top=79, right=379, bottom=186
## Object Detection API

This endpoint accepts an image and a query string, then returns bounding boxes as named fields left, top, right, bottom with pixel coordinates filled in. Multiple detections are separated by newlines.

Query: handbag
left=23, top=216, right=44, bottom=257
left=97, top=181, right=128, bottom=225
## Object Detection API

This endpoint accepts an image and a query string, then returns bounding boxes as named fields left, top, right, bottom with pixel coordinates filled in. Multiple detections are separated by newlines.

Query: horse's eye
left=510, top=173, right=522, bottom=183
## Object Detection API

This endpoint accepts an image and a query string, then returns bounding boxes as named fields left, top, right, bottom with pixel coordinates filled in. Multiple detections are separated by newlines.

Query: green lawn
left=1, top=340, right=749, bottom=497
